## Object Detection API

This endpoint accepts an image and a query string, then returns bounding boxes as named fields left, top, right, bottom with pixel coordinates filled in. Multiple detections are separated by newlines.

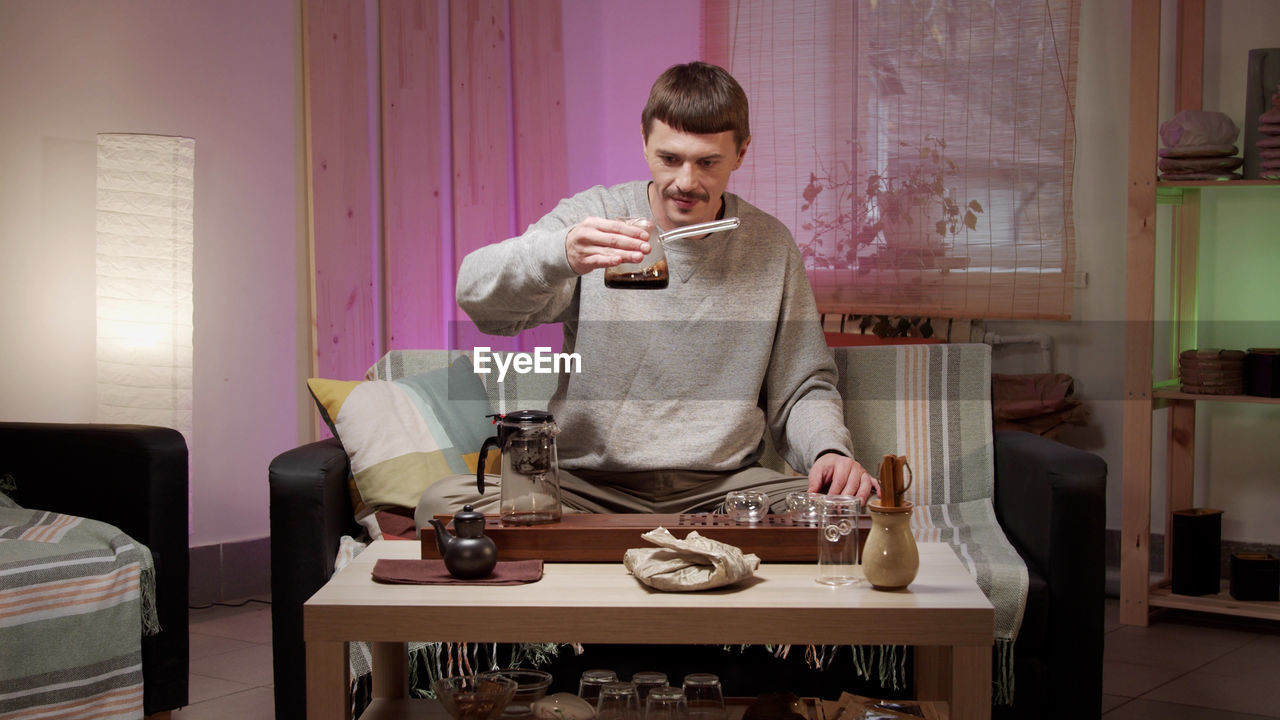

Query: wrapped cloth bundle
left=1158, top=110, right=1243, bottom=180
left=1160, top=110, right=1240, bottom=148
left=623, top=527, right=760, bottom=591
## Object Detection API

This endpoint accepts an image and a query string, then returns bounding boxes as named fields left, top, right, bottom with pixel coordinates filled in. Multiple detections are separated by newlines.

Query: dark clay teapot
left=428, top=505, right=497, bottom=579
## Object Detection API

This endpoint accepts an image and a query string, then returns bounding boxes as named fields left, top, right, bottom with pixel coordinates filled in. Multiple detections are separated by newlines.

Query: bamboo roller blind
left=705, top=0, right=1081, bottom=320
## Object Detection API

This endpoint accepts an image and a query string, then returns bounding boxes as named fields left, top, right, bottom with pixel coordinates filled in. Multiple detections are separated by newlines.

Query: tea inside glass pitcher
left=603, top=216, right=740, bottom=289
left=603, top=217, right=667, bottom=289
left=477, top=410, right=562, bottom=525
left=501, top=429, right=560, bottom=525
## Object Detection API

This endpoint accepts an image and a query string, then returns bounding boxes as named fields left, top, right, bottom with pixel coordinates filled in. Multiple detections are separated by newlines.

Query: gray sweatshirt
left=456, top=181, right=853, bottom=474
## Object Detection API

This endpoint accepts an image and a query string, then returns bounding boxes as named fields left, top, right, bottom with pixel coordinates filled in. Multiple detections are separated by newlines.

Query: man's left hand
left=808, top=453, right=878, bottom=504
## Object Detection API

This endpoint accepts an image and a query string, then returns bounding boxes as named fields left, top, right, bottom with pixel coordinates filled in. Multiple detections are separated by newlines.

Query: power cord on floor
left=188, top=597, right=272, bottom=610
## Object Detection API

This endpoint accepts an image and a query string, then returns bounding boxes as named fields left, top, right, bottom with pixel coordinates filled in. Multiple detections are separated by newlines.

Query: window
left=704, top=0, right=1080, bottom=320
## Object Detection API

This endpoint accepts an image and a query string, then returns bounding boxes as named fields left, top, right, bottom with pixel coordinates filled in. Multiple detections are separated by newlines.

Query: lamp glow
left=95, top=134, right=194, bottom=441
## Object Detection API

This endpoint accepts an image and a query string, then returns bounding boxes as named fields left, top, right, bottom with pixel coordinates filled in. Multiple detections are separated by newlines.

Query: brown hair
left=641, top=62, right=750, bottom=149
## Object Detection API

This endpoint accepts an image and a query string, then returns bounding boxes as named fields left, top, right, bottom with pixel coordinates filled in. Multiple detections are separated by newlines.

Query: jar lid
left=493, top=409, right=555, bottom=425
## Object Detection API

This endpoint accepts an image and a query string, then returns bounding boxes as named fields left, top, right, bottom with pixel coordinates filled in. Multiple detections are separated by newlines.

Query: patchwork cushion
left=308, top=356, right=495, bottom=536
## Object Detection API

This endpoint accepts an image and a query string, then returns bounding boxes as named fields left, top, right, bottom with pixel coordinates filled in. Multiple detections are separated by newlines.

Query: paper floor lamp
left=95, top=134, right=194, bottom=443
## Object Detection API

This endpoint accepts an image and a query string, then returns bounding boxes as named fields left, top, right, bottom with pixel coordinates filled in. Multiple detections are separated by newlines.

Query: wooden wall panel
left=380, top=0, right=447, bottom=350
left=510, top=0, right=568, bottom=231
left=449, top=0, right=515, bottom=350
left=511, top=0, right=568, bottom=352
left=304, top=0, right=379, bottom=381
left=305, top=0, right=571, bottom=367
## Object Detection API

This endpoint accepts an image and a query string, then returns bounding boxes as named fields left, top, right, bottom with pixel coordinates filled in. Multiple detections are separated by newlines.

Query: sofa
left=0, top=422, right=190, bottom=717
left=269, top=344, right=1106, bottom=720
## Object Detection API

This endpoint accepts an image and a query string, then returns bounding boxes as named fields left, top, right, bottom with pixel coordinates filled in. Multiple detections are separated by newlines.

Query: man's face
left=643, top=119, right=749, bottom=229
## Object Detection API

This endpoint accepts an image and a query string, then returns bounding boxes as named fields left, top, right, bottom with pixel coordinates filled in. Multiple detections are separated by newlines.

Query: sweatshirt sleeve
left=763, top=243, right=855, bottom=472
left=455, top=188, right=610, bottom=336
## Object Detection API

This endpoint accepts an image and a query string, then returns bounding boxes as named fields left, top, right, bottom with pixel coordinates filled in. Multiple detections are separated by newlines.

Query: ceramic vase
left=863, top=500, right=919, bottom=590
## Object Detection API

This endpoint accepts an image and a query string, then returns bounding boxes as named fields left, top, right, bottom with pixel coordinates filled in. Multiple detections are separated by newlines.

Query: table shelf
left=357, top=696, right=950, bottom=720
left=359, top=699, right=439, bottom=720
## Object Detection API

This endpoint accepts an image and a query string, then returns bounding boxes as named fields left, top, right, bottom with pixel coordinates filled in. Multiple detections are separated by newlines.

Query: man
left=422, top=61, right=876, bottom=518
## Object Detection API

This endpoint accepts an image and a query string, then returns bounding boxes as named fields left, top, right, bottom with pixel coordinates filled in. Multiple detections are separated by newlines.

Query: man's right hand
left=565, top=217, right=651, bottom=275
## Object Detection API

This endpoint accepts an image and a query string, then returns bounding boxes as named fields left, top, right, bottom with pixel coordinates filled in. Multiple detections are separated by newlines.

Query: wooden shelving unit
left=1122, top=0, right=1280, bottom=626
left=1153, top=389, right=1280, bottom=406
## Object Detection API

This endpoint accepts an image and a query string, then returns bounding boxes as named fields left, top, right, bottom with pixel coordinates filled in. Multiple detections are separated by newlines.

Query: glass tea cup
left=578, top=668, right=618, bottom=703
left=644, top=686, right=688, bottom=720
left=724, top=489, right=768, bottom=523
left=603, top=217, right=667, bottom=289
left=785, top=491, right=824, bottom=525
left=680, top=674, right=725, bottom=720
left=816, top=495, right=862, bottom=586
left=596, top=681, right=640, bottom=720
left=630, top=672, right=669, bottom=702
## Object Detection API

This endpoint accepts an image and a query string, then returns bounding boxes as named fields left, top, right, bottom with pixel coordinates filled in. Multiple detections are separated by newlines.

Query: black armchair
left=268, top=429, right=1105, bottom=720
left=0, top=422, right=190, bottom=717
left=993, top=429, right=1108, bottom=720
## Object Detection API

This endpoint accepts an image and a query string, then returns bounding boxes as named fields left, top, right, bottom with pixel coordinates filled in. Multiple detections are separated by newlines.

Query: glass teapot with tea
left=476, top=410, right=562, bottom=525
left=603, top=216, right=741, bottom=289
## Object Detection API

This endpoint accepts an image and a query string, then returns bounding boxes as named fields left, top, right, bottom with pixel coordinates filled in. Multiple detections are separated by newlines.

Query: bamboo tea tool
left=876, top=454, right=911, bottom=507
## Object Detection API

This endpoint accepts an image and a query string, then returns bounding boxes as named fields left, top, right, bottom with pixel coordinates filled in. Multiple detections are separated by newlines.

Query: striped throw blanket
left=832, top=343, right=1027, bottom=704
left=0, top=496, right=158, bottom=720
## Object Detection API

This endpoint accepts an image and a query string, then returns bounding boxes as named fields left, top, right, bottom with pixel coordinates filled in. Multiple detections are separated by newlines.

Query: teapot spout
left=427, top=518, right=452, bottom=557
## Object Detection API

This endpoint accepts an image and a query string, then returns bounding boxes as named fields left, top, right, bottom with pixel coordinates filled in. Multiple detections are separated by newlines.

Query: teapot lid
left=453, top=504, right=485, bottom=525
left=491, top=409, right=555, bottom=425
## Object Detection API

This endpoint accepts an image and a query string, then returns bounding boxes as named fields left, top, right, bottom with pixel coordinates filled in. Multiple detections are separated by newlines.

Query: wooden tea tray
left=420, top=512, right=868, bottom=563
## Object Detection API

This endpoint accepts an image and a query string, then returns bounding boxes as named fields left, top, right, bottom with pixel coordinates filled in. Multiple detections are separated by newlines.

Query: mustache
left=664, top=188, right=709, bottom=203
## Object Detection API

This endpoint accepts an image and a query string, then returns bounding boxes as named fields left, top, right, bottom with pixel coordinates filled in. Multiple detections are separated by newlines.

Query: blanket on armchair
left=832, top=343, right=1027, bottom=704
left=0, top=495, right=158, bottom=719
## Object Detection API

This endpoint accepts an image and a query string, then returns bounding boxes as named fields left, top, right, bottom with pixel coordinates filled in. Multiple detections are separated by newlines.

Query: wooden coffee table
left=305, top=540, right=994, bottom=720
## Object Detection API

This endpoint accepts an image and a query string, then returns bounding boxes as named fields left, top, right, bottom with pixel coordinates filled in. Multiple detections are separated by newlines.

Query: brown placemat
left=372, top=558, right=543, bottom=585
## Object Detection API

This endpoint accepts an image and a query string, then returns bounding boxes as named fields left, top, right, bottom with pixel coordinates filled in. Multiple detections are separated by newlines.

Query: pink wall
left=561, top=0, right=703, bottom=194
left=0, top=0, right=304, bottom=545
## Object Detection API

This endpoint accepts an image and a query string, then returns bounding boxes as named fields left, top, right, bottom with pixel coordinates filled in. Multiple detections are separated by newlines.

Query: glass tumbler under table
left=680, top=674, right=725, bottom=720
left=596, top=681, right=640, bottom=720
left=644, top=686, right=688, bottom=720
left=578, top=668, right=618, bottom=704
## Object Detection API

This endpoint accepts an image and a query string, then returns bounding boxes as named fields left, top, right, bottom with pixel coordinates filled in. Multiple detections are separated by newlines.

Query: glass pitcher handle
left=476, top=435, right=501, bottom=494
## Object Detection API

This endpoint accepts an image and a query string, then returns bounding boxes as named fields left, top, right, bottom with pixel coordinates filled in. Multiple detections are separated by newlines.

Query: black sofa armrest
left=0, top=422, right=189, bottom=715
left=992, top=430, right=1107, bottom=720
left=269, top=438, right=358, bottom=720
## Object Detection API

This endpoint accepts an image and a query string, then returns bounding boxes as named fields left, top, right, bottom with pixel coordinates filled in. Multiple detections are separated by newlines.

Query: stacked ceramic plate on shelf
left=1158, top=110, right=1244, bottom=180
left=1258, top=90, right=1280, bottom=180
left=1179, top=348, right=1246, bottom=395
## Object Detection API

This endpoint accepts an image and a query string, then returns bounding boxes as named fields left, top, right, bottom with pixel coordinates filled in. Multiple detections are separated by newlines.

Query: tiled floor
left=177, top=596, right=1280, bottom=718
left=175, top=596, right=275, bottom=720
left=1100, top=600, right=1280, bottom=719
